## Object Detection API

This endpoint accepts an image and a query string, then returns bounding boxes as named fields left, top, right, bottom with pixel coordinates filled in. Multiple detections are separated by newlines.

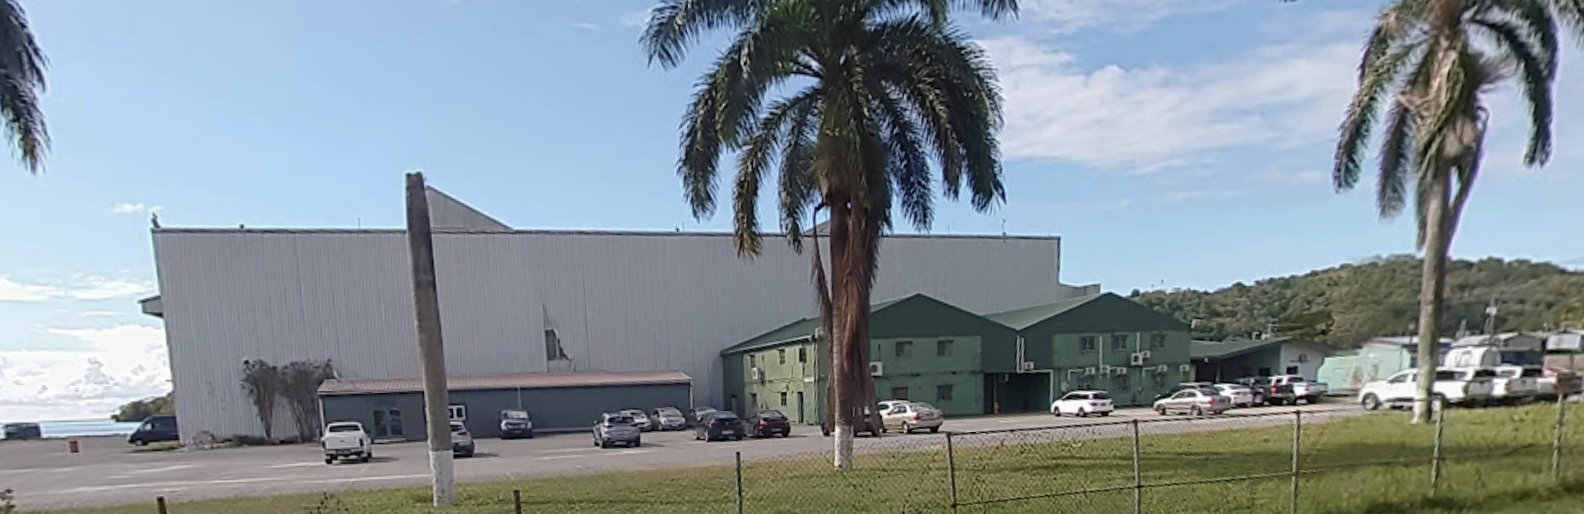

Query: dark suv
left=747, top=410, right=792, bottom=438
left=127, top=416, right=179, bottom=446
left=694, top=411, right=743, bottom=442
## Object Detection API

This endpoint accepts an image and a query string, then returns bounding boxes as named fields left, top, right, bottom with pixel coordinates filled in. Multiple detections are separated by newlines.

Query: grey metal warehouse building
left=142, top=187, right=1094, bottom=442
left=318, top=371, right=692, bottom=441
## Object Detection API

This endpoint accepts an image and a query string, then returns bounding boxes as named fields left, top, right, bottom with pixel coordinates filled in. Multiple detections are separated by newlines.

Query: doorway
left=796, top=391, right=806, bottom=423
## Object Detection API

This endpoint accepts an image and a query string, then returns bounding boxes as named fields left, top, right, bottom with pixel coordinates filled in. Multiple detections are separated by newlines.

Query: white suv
left=1051, top=390, right=1115, bottom=417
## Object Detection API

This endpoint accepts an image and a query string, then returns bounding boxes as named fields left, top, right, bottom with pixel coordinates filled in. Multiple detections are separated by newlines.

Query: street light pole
left=405, top=172, right=454, bottom=507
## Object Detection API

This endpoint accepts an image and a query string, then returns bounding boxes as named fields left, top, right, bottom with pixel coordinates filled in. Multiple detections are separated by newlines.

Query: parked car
left=320, top=421, right=373, bottom=464
left=747, top=410, right=793, bottom=438
left=499, top=410, right=534, bottom=440
left=689, top=406, right=718, bottom=428
left=695, top=411, right=744, bottom=442
left=1490, top=366, right=1541, bottom=405
left=819, top=406, right=881, bottom=437
left=449, top=421, right=476, bottom=457
left=3, top=422, right=41, bottom=441
left=594, top=413, right=642, bottom=448
left=1051, top=390, right=1115, bottom=417
left=1153, top=388, right=1232, bottom=416
left=650, top=407, right=688, bottom=431
left=1156, top=382, right=1217, bottom=402
left=1213, top=384, right=1256, bottom=408
left=1233, top=377, right=1277, bottom=405
left=127, top=415, right=180, bottom=446
left=1270, top=375, right=1327, bottom=405
left=1357, top=368, right=1496, bottom=410
left=878, top=400, right=945, bottom=434
left=1539, top=368, right=1582, bottom=400
left=619, top=409, right=654, bottom=432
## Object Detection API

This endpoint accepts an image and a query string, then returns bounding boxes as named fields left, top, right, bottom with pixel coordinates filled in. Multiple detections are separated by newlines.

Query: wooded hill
left=1129, top=256, right=1584, bottom=348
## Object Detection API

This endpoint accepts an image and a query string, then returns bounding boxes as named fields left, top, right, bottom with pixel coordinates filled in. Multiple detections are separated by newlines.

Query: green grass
left=29, top=405, right=1584, bottom=514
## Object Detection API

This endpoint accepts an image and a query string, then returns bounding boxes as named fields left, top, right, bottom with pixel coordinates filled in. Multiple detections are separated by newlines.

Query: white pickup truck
left=320, top=421, right=373, bottom=464
left=1358, top=368, right=1495, bottom=410
left=1268, top=375, right=1328, bottom=405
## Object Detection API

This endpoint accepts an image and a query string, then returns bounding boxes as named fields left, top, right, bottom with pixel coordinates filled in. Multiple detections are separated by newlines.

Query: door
left=1385, top=371, right=1414, bottom=401
left=796, top=392, right=805, bottom=424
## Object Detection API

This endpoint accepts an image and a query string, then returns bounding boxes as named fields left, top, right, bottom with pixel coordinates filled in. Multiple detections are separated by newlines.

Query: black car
left=689, top=406, right=718, bottom=428
left=820, top=407, right=880, bottom=437
left=127, top=416, right=179, bottom=446
left=747, top=410, right=792, bottom=438
left=694, top=411, right=743, bottom=442
left=3, top=422, right=41, bottom=441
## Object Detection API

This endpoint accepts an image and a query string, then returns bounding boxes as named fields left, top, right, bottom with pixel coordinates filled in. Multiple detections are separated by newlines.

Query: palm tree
left=642, top=0, right=1015, bottom=468
left=1333, top=0, right=1579, bottom=424
left=0, top=0, right=46, bottom=173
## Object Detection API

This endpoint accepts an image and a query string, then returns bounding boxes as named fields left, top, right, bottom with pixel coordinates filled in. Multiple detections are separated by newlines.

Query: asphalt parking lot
left=1, top=402, right=1357, bottom=510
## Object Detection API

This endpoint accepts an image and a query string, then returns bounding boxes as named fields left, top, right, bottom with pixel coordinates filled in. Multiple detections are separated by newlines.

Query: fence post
left=1289, top=410, right=1301, bottom=514
left=156, top=496, right=168, bottom=514
left=513, top=488, right=523, bottom=514
left=1431, top=399, right=1446, bottom=495
left=945, top=431, right=959, bottom=513
left=1552, top=388, right=1568, bottom=482
left=1131, top=419, right=1143, bottom=514
left=735, top=451, right=745, bottom=514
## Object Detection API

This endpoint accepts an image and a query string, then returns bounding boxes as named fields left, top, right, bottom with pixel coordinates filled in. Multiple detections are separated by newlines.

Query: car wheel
left=1156, top=406, right=1167, bottom=416
left=902, top=422, right=913, bottom=434
left=633, top=440, right=641, bottom=448
left=1191, top=406, right=1203, bottom=416
left=325, top=457, right=334, bottom=465
left=1077, top=409, right=1088, bottom=418
left=1361, top=394, right=1382, bottom=411
left=527, top=431, right=534, bottom=439
left=929, top=426, right=939, bottom=434
left=1099, top=412, right=1110, bottom=417
left=735, top=435, right=743, bottom=441
left=1052, top=409, right=1061, bottom=417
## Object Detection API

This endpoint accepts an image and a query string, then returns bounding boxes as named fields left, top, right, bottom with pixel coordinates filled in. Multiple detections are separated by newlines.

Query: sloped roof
left=983, top=293, right=1104, bottom=330
left=1190, top=337, right=1294, bottom=360
left=318, top=370, right=690, bottom=396
left=719, top=294, right=919, bottom=356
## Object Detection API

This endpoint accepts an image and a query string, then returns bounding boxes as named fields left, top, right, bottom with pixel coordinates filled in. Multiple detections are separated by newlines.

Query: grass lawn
left=27, top=405, right=1584, bottom=514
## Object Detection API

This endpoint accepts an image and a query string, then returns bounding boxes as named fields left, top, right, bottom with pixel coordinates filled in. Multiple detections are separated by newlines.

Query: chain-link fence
left=101, top=400, right=1582, bottom=514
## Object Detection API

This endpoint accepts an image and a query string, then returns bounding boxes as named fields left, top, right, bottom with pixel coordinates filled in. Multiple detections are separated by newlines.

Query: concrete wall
left=319, top=382, right=692, bottom=442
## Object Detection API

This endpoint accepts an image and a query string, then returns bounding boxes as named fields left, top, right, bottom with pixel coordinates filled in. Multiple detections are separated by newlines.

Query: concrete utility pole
left=405, top=172, right=454, bottom=507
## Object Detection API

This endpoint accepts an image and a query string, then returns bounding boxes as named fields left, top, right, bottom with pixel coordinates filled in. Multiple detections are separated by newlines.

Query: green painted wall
left=1317, top=343, right=1412, bottom=393
left=734, top=339, right=824, bottom=424
left=1012, top=295, right=1193, bottom=407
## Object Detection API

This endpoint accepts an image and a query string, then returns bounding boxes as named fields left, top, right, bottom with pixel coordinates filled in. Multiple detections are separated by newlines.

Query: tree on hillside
left=112, top=392, right=174, bottom=422
left=1332, top=0, right=1580, bottom=423
left=0, top=0, right=46, bottom=173
left=642, top=0, right=1015, bottom=469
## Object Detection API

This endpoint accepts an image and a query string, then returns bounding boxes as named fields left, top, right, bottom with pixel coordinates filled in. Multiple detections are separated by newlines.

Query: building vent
left=1020, top=361, right=1036, bottom=372
left=751, top=367, right=764, bottom=382
left=1113, top=367, right=1128, bottom=376
left=1179, top=364, right=1191, bottom=374
left=1155, top=364, right=1169, bottom=374
left=1084, top=367, right=1097, bottom=376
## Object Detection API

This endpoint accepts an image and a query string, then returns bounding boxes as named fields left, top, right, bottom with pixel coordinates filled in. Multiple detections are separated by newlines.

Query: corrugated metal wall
left=152, top=229, right=1065, bottom=440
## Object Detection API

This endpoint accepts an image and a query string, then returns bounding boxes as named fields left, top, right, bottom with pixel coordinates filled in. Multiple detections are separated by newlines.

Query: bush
left=227, top=435, right=274, bottom=447
left=1, top=488, right=15, bottom=514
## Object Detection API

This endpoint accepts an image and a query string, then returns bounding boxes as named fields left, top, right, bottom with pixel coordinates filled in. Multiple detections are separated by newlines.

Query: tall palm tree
left=0, top=0, right=46, bottom=173
left=1333, top=0, right=1577, bottom=424
left=642, top=0, right=1015, bottom=468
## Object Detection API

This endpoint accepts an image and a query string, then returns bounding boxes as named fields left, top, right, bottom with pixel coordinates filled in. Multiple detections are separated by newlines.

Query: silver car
left=593, top=413, right=642, bottom=448
left=650, top=407, right=688, bottom=431
left=1153, top=388, right=1232, bottom=416
left=619, top=409, right=654, bottom=432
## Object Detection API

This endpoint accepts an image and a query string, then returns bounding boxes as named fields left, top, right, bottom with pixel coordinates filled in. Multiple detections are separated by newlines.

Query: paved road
left=1, top=403, right=1357, bottom=510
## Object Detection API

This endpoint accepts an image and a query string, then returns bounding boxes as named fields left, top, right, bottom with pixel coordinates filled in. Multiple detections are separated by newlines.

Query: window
left=798, top=347, right=807, bottom=363
left=1080, top=336, right=1098, bottom=352
left=373, top=408, right=403, bottom=438
left=1115, top=373, right=1130, bottom=389
left=750, top=393, right=759, bottom=408
left=778, top=349, right=787, bottom=365
left=779, top=392, right=788, bottom=406
left=1284, top=366, right=1299, bottom=375
left=937, top=384, right=954, bottom=401
left=1153, top=373, right=1167, bottom=388
left=1257, top=367, right=1272, bottom=376
left=448, top=404, right=467, bottom=422
left=1150, top=333, right=1167, bottom=349
left=937, top=339, right=954, bottom=357
left=1111, top=335, right=1129, bottom=351
left=891, top=387, right=910, bottom=400
left=749, top=354, right=757, bottom=368
left=895, top=341, right=914, bottom=358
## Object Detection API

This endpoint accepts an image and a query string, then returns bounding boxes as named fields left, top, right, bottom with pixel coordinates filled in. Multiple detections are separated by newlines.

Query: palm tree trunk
left=827, top=196, right=855, bottom=469
left=1412, top=171, right=1453, bottom=425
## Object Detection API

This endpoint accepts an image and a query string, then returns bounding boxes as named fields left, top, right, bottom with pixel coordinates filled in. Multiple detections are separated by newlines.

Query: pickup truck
left=321, top=421, right=373, bottom=464
left=1357, top=368, right=1495, bottom=410
left=1490, top=366, right=1541, bottom=405
left=1269, top=375, right=1327, bottom=405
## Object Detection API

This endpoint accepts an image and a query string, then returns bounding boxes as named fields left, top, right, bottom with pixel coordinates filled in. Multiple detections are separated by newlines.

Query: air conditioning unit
left=1020, top=361, right=1036, bottom=372
left=1113, top=367, right=1128, bottom=376
left=1139, top=350, right=1152, bottom=360
left=751, top=367, right=764, bottom=382
left=1155, top=364, right=1169, bottom=374
left=1179, top=364, right=1191, bottom=373
left=1129, top=353, right=1146, bottom=366
left=1099, top=364, right=1112, bottom=374
left=1084, top=367, right=1097, bottom=376
left=813, top=326, right=826, bottom=341
left=868, top=361, right=884, bottom=377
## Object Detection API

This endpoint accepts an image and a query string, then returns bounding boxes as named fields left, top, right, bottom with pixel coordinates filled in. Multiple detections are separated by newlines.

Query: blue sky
left=1, top=0, right=1581, bottom=420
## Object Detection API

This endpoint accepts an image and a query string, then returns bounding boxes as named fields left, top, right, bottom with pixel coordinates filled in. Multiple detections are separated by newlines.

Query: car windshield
left=759, top=410, right=785, bottom=419
left=450, top=424, right=465, bottom=432
left=658, top=408, right=683, bottom=417
left=710, top=413, right=739, bottom=421
left=620, top=410, right=645, bottom=417
left=502, top=411, right=529, bottom=420
left=327, top=424, right=361, bottom=433
left=606, top=416, right=635, bottom=425
left=1434, top=370, right=1460, bottom=381
left=911, top=402, right=938, bottom=411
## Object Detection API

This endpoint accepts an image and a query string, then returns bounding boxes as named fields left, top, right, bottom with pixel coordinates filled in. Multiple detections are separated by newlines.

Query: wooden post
left=405, top=172, right=454, bottom=507
left=1553, top=385, right=1568, bottom=482
left=1132, top=419, right=1144, bottom=514
left=945, top=431, right=959, bottom=512
left=513, top=489, right=523, bottom=514
left=1289, top=411, right=1302, bottom=514
left=735, top=451, right=745, bottom=514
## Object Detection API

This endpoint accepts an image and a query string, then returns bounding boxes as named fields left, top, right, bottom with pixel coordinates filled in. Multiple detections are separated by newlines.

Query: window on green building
left=778, top=349, right=787, bottom=364
left=1153, top=372, right=1166, bottom=388
left=1110, top=335, right=1129, bottom=351
left=748, top=354, right=756, bottom=368
left=779, top=392, right=788, bottom=406
left=936, top=384, right=954, bottom=401
left=891, top=387, right=910, bottom=400
left=798, top=347, right=807, bottom=363
left=1150, top=333, right=1167, bottom=349
left=936, top=340, right=953, bottom=357
left=1115, top=373, right=1130, bottom=389
left=750, top=393, right=758, bottom=408
left=1080, top=337, right=1097, bottom=353
left=895, top=341, right=914, bottom=358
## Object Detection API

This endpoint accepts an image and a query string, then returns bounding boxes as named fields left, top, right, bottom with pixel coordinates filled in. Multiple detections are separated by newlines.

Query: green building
left=719, top=293, right=1018, bottom=424
left=985, top=293, right=1193, bottom=408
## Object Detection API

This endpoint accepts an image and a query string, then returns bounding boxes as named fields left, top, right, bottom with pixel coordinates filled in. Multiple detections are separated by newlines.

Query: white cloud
left=982, top=30, right=1359, bottom=171
left=571, top=21, right=601, bottom=30
left=0, top=275, right=153, bottom=303
left=1019, top=0, right=1237, bottom=34
left=0, top=324, right=168, bottom=421
left=111, top=202, right=162, bottom=215
left=621, top=8, right=654, bottom=29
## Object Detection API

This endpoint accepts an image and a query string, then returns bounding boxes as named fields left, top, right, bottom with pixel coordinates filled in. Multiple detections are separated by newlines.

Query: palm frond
left=0, top=0, right=46, bottom=173
left=1547, top=0, right=1584, bottom=42
left=678, top=78, right=727, bottom=219
left=868, top=0, right=1018, bottom=25
left=1472, top=17, right=1554, bottom=166
left=777, top=90, right=822, bottom=252
left=732, top=88, right=821, bottom=257
left=641, top=0, right=774, bottom=68
left=870, top=86, right=933, bottom=231
left=1375, top=99, right=1415, bottom=219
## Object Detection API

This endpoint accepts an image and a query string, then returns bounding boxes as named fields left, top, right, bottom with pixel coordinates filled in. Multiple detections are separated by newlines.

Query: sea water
left=0, top=419, right=143, bottom=439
